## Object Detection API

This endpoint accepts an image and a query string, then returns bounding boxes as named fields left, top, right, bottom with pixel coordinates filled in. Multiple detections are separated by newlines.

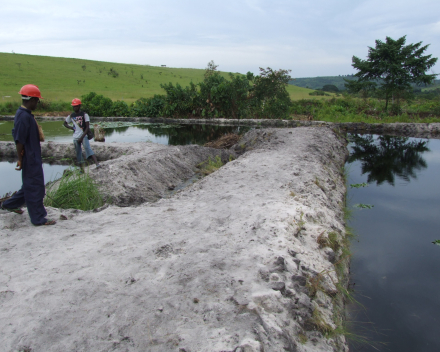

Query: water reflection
left=103, top=123, right=247, bottom=145
left=1, top=121, right=249, bottom=145
left=347, top=135, right=440, bottom=351
left=347, top=134, right=430, bottom=185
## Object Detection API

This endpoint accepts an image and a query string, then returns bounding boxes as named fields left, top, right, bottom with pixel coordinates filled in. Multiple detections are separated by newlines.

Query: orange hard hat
left=71, top=98, right=82, bottom=106
left=18, top=84, right=43, bottom=99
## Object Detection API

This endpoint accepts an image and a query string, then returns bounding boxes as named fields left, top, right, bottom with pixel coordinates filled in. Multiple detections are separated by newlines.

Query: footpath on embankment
left=1, top=127, right=348, bottom=351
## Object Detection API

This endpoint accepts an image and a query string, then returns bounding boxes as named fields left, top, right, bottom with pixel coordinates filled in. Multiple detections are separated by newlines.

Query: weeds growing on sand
left=44, top=167, right=106, bottom=211
left=197, top=155, right=224, bottom=176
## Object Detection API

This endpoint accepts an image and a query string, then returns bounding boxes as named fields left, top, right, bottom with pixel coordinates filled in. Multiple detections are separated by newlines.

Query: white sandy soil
left=1, top=127, right=349, bottom=352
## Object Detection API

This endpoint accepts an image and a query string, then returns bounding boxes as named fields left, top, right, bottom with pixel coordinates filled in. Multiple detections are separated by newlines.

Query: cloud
left=0, top=0, right=439, bottom=76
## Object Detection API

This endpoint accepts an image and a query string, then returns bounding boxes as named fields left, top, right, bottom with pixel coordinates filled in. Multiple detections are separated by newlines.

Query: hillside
left=0, top=53, right=313, bottom=103
left=289, top=75, right=354, bottom=90
left=290, top=75, right=440, bottom=91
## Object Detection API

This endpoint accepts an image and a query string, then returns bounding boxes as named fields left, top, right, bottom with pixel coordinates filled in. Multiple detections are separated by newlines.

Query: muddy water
left=347, top=135, right=440, bottom=351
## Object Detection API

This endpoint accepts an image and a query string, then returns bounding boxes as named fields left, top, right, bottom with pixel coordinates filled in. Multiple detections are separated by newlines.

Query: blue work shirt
left=12, top=107, right=45, bottom=197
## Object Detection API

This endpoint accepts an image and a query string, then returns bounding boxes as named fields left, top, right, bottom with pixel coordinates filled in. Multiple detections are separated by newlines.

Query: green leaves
left=346, top=35, right=438, bottom=111
left=432, top=240, right=440, bottom=246
left=350, top=183, right=368, bottom=188
left=354, top=204, right=374, bottom=209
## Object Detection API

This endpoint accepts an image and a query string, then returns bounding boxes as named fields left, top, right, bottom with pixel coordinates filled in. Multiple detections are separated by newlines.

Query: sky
left=1, top=0, right=439, bottom=78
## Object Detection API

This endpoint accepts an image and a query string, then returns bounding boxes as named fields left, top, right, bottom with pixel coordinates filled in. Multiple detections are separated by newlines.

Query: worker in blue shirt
left=0, top=84, right=56, bottom=226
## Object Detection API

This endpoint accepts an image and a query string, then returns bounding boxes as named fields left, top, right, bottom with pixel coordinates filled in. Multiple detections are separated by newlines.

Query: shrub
left=112, top=100, right=130, bottom=117
left=131, top=95, right=166, bottom=117
left=161, top=82, right=200, bottom=117
left=81, top=92, right=114, bottom=117
left=0, top=101, right=20, bottom=114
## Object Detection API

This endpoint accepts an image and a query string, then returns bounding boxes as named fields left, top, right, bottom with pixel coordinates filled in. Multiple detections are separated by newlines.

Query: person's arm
left=15, top=142, right=25, bottom=171
left=63, top=120, right=75, bottom=131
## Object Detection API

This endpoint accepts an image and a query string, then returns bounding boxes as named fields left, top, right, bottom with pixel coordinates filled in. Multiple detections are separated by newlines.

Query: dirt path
left=0, top=127, right=349, bottom=352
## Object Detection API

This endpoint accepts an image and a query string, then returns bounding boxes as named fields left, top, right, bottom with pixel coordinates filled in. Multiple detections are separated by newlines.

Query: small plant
left=350, top=183, right=368, bottom=188
left=432, top=240, right=440, bottom=246
left=328, top=231, right=341, bottom=252
left=289, top=191, right=295, bottom=197
left=108, top=67, right=119, bottom=78
left=354, top=203, right=374, bottom=209
left=197, top=155, right=224, bottom=175
left=298, top=333, right=308, bottom=344
left=311, top=308, right=334, bottom=335
left=314, top=177, right=326, bottom=192
left=297, top=211, right=305, bottom=229
left=317, top=231, right=328, bottom=247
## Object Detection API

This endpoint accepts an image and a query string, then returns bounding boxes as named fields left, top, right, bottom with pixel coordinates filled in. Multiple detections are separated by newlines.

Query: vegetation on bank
left=2, top=89, right=439, bottom=124
left=44, top=168, right=107, bottom=211
left=1, top=41, right=439, bottom=123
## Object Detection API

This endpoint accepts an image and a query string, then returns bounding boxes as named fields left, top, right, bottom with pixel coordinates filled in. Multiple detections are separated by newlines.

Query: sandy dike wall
left=0, top=127, right=349, bottom=352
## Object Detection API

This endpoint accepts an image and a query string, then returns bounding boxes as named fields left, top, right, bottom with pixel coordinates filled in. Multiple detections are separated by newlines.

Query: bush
left=131, top=95, right=166, bottom=117
left=309, top=90, right=329, bottom=96
left=161, top=82, right=201, bottom=117
left=290, top=99, right=324, bottom=115
left=37, top=100, right=71, bottom=112
left=112, top=100, right=130, bottom=117
left=0, top=101, right=20, bottom=115
left=81, top=92, right=114, bottom=117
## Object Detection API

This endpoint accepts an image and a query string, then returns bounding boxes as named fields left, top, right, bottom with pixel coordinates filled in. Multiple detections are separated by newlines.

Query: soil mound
left=0, top=127, right=349, bottom=352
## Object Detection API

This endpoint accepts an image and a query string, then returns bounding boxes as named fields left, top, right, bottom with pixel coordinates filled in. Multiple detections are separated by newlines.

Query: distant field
left=0, top=52, right=320, bottom=104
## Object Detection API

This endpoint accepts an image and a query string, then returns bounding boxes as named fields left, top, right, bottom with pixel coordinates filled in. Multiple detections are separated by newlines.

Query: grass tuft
left=197, top=155, right=224, bottom=175
left=44, top=167, right=106, bottom=211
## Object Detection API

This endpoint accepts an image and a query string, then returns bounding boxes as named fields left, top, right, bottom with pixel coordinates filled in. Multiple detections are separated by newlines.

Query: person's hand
left=78, top=137, right=84, bottom=143
left=15, top=160, right=22, bottom=171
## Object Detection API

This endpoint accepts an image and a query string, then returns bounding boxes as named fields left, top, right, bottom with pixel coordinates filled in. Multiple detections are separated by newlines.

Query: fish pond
left=0, top=120, right=249, bottom=145
left=346, top=134, right=440, bottom=351
left=2, top=121, right=440, bottom=351
left=0, top=121, right=249, bottom=196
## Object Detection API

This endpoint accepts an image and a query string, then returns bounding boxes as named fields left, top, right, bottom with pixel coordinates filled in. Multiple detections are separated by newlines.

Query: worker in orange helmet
left=0, top=84, right=56, bottom=225
left=63, top=98, right=100, bottom=171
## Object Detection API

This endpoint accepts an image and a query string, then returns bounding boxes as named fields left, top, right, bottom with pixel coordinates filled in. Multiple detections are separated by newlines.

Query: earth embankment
left=0, top=127, right=349, bottom=352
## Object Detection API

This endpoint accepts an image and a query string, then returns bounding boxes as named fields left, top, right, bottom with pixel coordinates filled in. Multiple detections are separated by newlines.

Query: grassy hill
left=290, top=75, right=440, bottom=91
left=289, top=76, right=353, bottom=90
left=0, top=52, right=316, bottom=104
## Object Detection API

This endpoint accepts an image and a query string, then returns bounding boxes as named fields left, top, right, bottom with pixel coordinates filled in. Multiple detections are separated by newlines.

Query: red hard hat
left=71, top=98, right=82, bottom=106
left=18, top=84, right=43, bottom=99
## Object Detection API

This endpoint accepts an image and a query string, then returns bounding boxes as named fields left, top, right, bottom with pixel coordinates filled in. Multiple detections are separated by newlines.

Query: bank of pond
left=1, top=122, right=439, bottom=351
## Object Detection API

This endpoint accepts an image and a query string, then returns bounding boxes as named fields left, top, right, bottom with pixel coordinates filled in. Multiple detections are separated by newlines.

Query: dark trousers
left=3, top=167, right=47, bottom=225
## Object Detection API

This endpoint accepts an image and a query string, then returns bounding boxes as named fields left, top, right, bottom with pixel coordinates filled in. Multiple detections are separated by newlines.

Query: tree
left=322, top=84, right=339, bottom=93
left=204, top=60, right=219, bottom=79
left=345, top=36, right=438, bottom=110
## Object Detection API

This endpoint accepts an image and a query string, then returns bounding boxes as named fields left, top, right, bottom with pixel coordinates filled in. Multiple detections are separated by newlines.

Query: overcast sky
left=1, top=0, right=439, bottom=78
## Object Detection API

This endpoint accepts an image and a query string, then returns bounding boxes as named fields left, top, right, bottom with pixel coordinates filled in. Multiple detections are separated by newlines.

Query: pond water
left=0, top=162, right=68, bottom=197
left=346, top=135, right=440, bottom=351
left=0, top=120, right=249, bottom=145
left=0, top=121, right=249, bottom=196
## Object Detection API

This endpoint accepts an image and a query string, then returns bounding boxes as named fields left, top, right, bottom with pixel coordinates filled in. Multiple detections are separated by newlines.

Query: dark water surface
left=347, top=135, right=440, bottom=352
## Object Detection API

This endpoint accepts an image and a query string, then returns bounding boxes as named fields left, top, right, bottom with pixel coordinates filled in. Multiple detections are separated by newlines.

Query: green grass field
left=0, top=52, right=320, bottom=104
